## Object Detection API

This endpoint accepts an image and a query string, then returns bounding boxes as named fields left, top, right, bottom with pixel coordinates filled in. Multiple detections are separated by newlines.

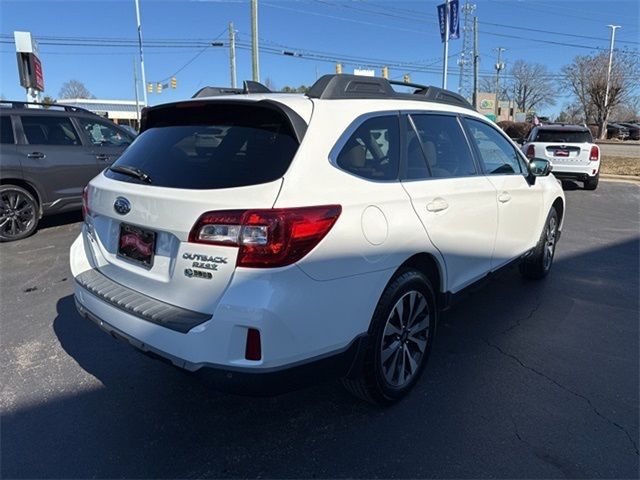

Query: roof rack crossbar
left=305, top=74, right=475, bottom=110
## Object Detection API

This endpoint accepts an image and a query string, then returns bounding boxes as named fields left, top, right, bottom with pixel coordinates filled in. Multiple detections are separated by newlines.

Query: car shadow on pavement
left=37, top=210, right=83, bottom=231
left=2, top=239, right=639, bottom=479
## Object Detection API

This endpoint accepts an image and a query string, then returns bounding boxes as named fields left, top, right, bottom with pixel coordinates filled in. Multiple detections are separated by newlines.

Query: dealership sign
left=14, top=31, right=44, bottom=92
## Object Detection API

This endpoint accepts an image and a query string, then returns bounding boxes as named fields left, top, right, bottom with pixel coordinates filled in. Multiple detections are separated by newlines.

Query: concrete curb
left=600, top=174, right=640, bottom=185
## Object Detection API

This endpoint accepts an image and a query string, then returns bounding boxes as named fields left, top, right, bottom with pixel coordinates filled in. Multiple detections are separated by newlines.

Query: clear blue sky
left=1, top=0, right=638, bottom=117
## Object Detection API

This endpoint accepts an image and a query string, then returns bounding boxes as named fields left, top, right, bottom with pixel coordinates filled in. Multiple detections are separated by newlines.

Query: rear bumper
left=551, top=162, right=599, bottom=179
left=75, top=296, right=369, bottom=395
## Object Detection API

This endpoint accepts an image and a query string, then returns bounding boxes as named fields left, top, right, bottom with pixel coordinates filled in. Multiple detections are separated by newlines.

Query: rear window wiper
left=109, top=165, right=152, bottom=184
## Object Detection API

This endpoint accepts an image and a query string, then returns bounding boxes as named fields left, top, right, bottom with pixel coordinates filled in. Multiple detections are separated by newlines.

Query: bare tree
left=58, top=80, right=93, bottom=99
left=479, top=76, right=510, bottom=100
left=41, top=96, right=56, bottom=108
left=561, top=51, right=639, bottom=138
left=555, top=102, right=584, bottom=124
left=506, top=60, right=557, bottom=113
left=263, top=77, right=276, bottom=91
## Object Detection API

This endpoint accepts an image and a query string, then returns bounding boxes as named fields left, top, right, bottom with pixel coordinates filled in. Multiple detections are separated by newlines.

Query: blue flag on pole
left=437, top=1, right=460, bottom=42
left=449, top=0, right=460, bottom=39
left=437, top=3, right=447, bottom=42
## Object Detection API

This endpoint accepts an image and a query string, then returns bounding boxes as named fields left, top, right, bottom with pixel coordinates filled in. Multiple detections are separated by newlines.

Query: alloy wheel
left=380, top=290, right=430, bottom=388
left=543, top=216, right=557, bottom=271
left=0, top=189, right=36, bottom=239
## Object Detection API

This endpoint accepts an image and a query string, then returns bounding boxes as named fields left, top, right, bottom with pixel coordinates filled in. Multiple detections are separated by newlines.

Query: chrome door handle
left=27, top=152, right=45, bottom=159
left=426, top=198, right=449, bottom=213
left=498, top=192, right=511, bottom=203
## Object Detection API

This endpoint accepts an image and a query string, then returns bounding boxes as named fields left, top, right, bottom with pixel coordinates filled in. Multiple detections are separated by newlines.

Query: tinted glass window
left=465, top=118, right=523, bottom=175
left=534, top=129, right=592, bottom=143
left=22, top=115, right=80, bottom=146
left=405, top=120, right=430, bottom=180
left=105, top=104, right=299, bottom=189
left=410, top=114, right=476, bottom=178
left=0, top=116, right=14, bottom=144
left=336, top=115, right=400, bottom=181
left=79, top=118, right=132, bottom=147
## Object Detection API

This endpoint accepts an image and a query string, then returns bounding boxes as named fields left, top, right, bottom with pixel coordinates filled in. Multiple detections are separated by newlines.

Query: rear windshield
left=105, top=102, right=300, bottom=189
left=534, top=129, right=592, bottom=143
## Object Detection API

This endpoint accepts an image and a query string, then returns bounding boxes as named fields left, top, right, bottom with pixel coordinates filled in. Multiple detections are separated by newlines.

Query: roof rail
left=192, top=80, right=272, bottom=98
left=305, top=74, right=474, bottom=110
left=0, top=100, right=93, bottom=114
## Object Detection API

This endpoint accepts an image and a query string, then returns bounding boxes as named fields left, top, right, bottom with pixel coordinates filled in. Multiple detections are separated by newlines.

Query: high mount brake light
left=189, top=205, right=342, bottom=268
left=589, top=145, right=600, bottom=161
left=526, top=144, right=535, bottom=159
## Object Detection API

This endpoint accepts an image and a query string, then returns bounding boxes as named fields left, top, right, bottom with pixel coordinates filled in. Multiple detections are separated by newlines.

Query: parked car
left=70, top=75, right=565, bottom=405
left=617, top=123, right=640, bottom=140
left=606, top=123, right=630, bottom=140
left=522, top=124, right=600, bottom=190
left=0, top=101, right=135, bottom=241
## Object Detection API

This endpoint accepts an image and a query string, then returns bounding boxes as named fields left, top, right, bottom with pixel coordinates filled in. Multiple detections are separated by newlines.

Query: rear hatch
left=84, top=99, right=308, bottom=314
left=532, top=129, right=593, bottom=166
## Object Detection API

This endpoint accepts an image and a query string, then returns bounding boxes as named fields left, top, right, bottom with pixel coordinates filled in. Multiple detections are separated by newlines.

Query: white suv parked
left=522, top=124, right=600, bottom=190
left=70, top=75, right=565, bottom=404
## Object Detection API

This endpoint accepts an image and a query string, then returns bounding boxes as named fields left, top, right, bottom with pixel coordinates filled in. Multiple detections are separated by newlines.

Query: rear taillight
left=589, top=145, right=600, bottom=161
left=525, top=144, right=535, bottom=159
left=189, top=205, right=342, bottom=268
left=82, top=185, right=89, bottom=219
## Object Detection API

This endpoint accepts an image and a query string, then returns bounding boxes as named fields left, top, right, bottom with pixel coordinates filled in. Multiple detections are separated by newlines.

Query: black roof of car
left=0, top=100, right=96, bottom=116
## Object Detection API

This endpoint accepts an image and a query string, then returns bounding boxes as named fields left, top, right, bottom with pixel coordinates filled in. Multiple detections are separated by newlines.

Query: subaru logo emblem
left=113, top=197, right=131, bottom=215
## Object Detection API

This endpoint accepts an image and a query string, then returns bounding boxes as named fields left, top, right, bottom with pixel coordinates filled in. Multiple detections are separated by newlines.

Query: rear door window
left=335, top=115, right=400, bottom=181
left=0, top=116, right=14, bottom=144
left=21, top=115, right=81, bottom=146
left=409, top=114, right=476, bottom=178
left=534, top=129, right=593, bottom=143
left=105, top=102, right=300, bottom=189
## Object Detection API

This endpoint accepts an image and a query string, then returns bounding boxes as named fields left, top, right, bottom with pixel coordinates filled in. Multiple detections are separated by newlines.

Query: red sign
left=31, top=55, right=44, bottom=91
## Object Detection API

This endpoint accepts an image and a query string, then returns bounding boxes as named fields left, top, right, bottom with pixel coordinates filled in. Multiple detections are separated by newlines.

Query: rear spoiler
left=192, top=80, right=271, bottom=98
left=139, top=98, right=308, bottom=143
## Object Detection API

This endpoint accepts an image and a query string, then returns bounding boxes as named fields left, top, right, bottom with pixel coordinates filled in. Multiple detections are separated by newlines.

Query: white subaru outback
left=70, top=75, right=565, bottom=405
left=522, top=124, right=600, bottom=190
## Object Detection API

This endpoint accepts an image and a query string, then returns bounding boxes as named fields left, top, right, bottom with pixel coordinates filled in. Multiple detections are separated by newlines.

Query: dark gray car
left=0, top=101, right=135, bottom=241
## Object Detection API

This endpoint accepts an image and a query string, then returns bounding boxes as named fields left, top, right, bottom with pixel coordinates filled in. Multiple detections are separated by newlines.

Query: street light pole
left=134, top=0, right=147, bottom=106
left=604, top=24, right=621, bottom=112
left=442, top=0, right=450, bottom=89
left=229, top=22, right=237, bottom=88
left=494, top=47, right=505, bottom=119
left=251, top=0, right=260, bottom=82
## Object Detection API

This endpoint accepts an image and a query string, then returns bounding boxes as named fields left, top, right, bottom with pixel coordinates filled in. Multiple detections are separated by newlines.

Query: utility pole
left=442, top=0, right=450, bottom=89
left=472, top=16, right=479, bottom=109
left=134, top=0, right=147, bottom=106
left=251, top=0, right=259, bottom=82
left=229, top=22, right=237, bottom=88
left=494, top=47, right=505, bottom=119
left=133, top=57, right=140, bottom=127
left=604, top=25, right=621, bottom=114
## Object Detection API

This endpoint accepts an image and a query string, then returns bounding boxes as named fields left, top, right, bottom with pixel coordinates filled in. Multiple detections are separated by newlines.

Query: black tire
left=584, top=173, right=599, bottom=191
left=519, top=207, right=559, bottom=280
left=0, top=185, right=39, bottom=242
left=342, top=269, right=437, bottom=406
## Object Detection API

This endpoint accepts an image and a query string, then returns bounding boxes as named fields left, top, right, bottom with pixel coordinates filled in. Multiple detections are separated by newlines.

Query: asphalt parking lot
left=1, top=181, right=638, bottom=479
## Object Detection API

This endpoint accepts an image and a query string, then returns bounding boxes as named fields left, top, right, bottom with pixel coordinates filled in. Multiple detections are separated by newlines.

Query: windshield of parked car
left=534, top=129, right=592, bottom=143
left=105, top=103, right=299, bottom=189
